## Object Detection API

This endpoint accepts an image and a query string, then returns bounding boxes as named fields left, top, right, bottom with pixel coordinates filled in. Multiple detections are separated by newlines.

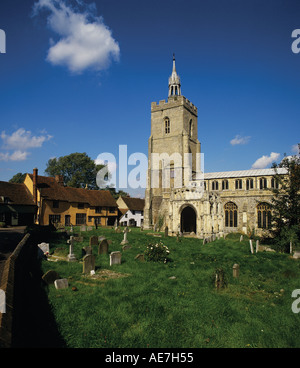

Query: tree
left=271, top=154, right=300, bottom=252
left=9, top=172, right=26, bottom=183
left=45, top=152, right=106, bottom=189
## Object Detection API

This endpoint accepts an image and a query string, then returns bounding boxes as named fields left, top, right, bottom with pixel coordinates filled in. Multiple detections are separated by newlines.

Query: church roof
left=203, top=168, right=287, bottom=179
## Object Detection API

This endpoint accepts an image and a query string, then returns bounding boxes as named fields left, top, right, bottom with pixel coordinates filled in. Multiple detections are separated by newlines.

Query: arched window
left=246, top=178, right=253, bottom=190
left=164, top=118, right=170, bottom=134
left=271, top=177, right=279, bottom=189
left=212, top=181, right=219, bottom=190
left=189, top=119, right=193, bottom=137
left=235, top=179, right=242, bottom=190
left=222, top=180, right=229, bottom=190
left=260, top=177, right=267, bottom=189
left=224, top=202, right=238, bottom=227
left=257, top=203, right=272, bottom=229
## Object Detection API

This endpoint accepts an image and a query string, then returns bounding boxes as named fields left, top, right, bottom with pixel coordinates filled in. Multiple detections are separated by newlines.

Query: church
left=143, top=56, right=287, bottom=238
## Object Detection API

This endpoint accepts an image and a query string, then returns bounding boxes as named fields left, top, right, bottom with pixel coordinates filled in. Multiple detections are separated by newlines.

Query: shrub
left=144, top=241, right=171, bottom=263
left=0, top=222, right=6, bottom=228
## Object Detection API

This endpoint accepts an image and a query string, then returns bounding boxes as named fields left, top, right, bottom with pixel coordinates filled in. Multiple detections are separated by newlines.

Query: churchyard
left=39, top=227, right=300, bottom=348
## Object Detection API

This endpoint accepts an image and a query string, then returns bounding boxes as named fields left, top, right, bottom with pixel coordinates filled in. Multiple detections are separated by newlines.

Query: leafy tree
left=271, top=154, right=300, bottom=252
left=9, top=172, right=26, bottom=183
left=45, top=152, right=106, bottom=189
left=105, top=186, right=130, bottom=199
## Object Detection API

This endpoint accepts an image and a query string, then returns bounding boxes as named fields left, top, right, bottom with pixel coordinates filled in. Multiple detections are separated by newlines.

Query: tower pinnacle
left=168, top=54, right=181, bottom=97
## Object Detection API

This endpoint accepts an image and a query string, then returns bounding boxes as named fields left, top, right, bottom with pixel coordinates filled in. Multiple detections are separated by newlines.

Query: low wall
left=0, top=233, right=31, bottom=348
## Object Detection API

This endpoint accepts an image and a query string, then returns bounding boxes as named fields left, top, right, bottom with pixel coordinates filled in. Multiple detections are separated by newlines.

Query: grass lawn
left=40, top=227, right=300, bottom=348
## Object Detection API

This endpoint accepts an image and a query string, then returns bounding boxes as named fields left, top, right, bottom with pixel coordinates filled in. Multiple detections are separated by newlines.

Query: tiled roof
left=204, top=168, right=287, bottom=179
left=28, top=174, right=117, bottom=207
left=0, top=181, right=36, bottom=206
left=119, top=197, right=145, bottom=211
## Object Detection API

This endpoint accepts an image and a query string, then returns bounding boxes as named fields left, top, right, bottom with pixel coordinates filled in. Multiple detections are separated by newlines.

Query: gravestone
left=87, top=226, right=93, bottom=231
left=80, top=225, right=87, bottom=232
left=256, top=240, right=260, bottom=253
left=135, top=254, right=145, bottom=262
left=240, top=235, right=243, bottom=242
left=293, top=251, right=300, bottom=259
left=73, top=236, right=83, bottom=242
left=98, top=239, right=109, bottom=254
left=122, top=244, right=131, bottom=251
left=83, top=254, right=96, bottom=274
left=38, top=242, right=50, bottom=254
left=249, top=239, right=254, bottom=254
left=89, top=235, right=98, bottom=246
left=110, top=251, right=122, bottom=266
left=121, top=227, right=129, bottom=245
left=42, top=270, right=60, bottom=285
left=67, top=236, right=77, bottom=262
left=232, top=264, right=239, bottom=278
left=164, top=226, right=168, bottom=237
left=54, top=279, right=69, bottom=290
left=202, top=238, right=206, bottom=245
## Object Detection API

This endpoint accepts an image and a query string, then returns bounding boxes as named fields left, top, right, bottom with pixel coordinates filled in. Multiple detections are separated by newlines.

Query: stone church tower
left=143, top=56, right=201, bottom=229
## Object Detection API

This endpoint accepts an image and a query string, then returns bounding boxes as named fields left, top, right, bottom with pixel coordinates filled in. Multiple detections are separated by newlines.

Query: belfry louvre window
left=164, top=118, right=170, bottom=134
left=224, top=202, right=238, bottom=227
left=257, top=203, right=272, bottom=229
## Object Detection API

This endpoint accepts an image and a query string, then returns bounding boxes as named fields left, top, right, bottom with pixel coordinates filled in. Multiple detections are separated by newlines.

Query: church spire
left=168, top=54, right=181, bottom=97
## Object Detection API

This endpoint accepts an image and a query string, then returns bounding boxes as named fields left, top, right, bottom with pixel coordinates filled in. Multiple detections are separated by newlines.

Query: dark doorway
left=181, top=206, right=197, bottom=233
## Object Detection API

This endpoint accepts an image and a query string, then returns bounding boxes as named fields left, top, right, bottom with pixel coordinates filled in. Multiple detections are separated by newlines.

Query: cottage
left=117, top=196, right=145, bottom=227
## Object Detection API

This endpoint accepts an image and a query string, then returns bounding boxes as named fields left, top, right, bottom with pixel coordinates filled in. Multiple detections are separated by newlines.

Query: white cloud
left=251, top=152, right=280, bottom=169
left=230, top=134, right=251, bottom=146
left=33, top=0, right=120, bottom=74
left=0, top=151, right=29, bottom=162
left=1, top=128, right=52, bottom=150
left=292, top=144, right=299, bottom=154
left=0, top=128, right=52, bottom=161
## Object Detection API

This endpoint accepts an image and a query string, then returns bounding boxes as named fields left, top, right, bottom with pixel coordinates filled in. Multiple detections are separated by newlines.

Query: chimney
left=33, top=168, right=38, bottom=205
left=55, top=175, right=64, bottom=186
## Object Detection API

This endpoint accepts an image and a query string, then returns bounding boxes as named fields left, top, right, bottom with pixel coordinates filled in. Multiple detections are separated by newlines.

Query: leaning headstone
left=42, top=270, right=60, bottom=285
left=122, top=244, right=131, bottom=251
left=38, top=242, right=50, bottom=254
left=240, top=235, right=243, bottom=242
left=98, top=239, right=109, bottom=254
left=232, top=264, right=239, bottom=278
left=203, top=238, right=206, bottom=245
left=89, top=235, right=98, bottom=246
left=83, top=254, right=96, bottom=274
left=290, top=241, right=293, bottom=254
left=110, top=251, right=122, bottom=266
left=249, top=239, right=254, bottom=254
left=135, top=254, right=145, bottom=262
left=256, top=240, right=260, bottom=253
left=67, top=236, right=77, bottom=262
left=54, top=279, right=68, bottom=290
left=164, top=226, right=168, bottom=237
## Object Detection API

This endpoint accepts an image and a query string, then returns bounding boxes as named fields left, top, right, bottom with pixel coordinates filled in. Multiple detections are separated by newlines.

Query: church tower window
left=164, top=118, right=170, bottom=134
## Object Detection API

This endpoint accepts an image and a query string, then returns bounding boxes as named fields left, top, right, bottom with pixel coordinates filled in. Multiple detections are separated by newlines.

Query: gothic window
left=189, top=119, right=193, bottom=137
left=164, top=118, right=170, bottom=134
left=271, top=177, right=279, bottom=189
left=246, top=178, right=254, bottom=190
left=222, top=180, right=229, bottom=190
left=224, top=202, right=238, bottom=227
left=260, top=177, right=267, bottom=189
left=212, top=180, right=219, bottom=190
left=235, top=179, right=242, bottom=190
left=257, top=203, right=272, bottom=229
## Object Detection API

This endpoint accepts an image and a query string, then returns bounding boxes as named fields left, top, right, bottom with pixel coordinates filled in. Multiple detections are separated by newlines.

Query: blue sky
left=0, top=0, right=300, bottom=198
